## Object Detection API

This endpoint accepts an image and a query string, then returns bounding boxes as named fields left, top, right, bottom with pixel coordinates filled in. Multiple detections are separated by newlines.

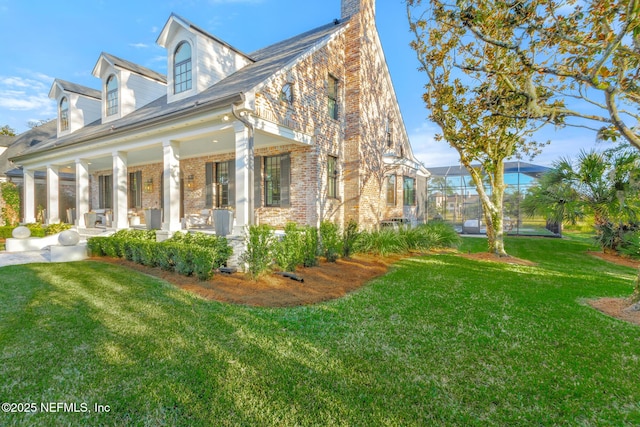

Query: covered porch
left=19, top=107, right=313, bottom=236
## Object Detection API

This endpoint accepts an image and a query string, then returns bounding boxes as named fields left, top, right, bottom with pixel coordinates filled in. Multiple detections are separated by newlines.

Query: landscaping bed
left=95, top=253, right=402, bottom=307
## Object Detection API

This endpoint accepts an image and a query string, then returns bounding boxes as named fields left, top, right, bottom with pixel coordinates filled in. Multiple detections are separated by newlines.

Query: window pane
left=386, top=175, right=396, bottom=205
left=174, top=42, right=192, bottom=94
left=328, top=156, right=337, bottom=198
left=60, top=97, right=69, bottom=131
left=106, top=75, right=118, bottom=116
left=216, top=161, right=230, bottom=207
left=265, top=156, right=281, bottom=207
left=328, top=75, right=338, bottom=119
left=403, top=177, right=415, bottom=206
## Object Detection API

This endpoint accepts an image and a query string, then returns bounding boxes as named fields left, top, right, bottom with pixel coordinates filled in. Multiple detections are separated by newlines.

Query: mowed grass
left=1, top=236, right=639, bottom=426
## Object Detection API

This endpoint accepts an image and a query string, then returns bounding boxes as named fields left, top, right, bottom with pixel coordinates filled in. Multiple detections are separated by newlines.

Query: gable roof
left=92, top=52, right=167, bottom=84
left=157, top=13, right=254, bottom=62
left=13, top=19, right=348, bottom=162
left=49, top=78, right=101, bottom=100
left=0, top=135, right=15, bottom=148
left=1, top=120, right=57, bottom=175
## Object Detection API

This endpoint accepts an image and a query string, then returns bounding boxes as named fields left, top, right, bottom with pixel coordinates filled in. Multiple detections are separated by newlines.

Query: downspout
left=231, top=99, right=255, bottom=225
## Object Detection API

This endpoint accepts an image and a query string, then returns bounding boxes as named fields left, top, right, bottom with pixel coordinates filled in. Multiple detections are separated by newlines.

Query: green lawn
left=1, top=236, right=639, bottom=426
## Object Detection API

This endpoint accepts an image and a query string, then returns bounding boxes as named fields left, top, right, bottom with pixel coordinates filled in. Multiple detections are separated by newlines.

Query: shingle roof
left=53, top=79, right=101, bottom=99
left=99, top=52, right=167, bottom=84
left=13, top=19, right=348, bottom=161
left=0, top=135, right=15, bottom=148
left=1, top=120, right=57, bottom=175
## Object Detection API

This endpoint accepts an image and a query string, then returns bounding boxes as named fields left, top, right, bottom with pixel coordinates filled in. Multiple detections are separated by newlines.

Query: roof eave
left=11, top=92, right=245, bottom=164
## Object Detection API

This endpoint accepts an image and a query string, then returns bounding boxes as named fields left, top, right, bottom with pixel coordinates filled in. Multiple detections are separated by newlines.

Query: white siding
left=164, top=25, right=251, bottom=103
left=73, top=94, right=101, bottom=128
left=99, top=65, right=167, bottom=123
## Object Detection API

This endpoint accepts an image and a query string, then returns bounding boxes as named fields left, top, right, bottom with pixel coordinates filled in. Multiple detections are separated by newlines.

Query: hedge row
left=87, top=231, right=231, bottom=280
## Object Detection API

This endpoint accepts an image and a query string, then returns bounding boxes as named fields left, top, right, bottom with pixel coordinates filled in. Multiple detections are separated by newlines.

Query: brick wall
left=86, top=2, right=422, bottom=232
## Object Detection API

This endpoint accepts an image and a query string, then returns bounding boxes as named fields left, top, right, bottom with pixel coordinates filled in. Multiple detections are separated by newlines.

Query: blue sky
left=0, top=0, right=602, bottom=167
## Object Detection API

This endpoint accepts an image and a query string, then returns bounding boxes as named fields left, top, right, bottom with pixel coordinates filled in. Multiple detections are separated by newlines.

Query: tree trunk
left=467, top=161, right=508, bottom=257
left=632, top=269, right=640, bottom=304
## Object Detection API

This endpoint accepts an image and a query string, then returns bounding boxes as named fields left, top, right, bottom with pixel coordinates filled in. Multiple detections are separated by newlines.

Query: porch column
left=46, top=165, right=60, bottom=224
left=75, top=159, right=90, bottom=228
left=23, top=168, right=36, bottom=223
left=162, top=140, right=181, bottom=232
left=112, top=151, right=128, bottom=229
left=233, top=122, right=253, bottom=234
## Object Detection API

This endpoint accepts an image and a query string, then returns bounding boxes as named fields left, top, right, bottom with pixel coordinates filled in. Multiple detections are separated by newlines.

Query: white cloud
left=129, top=43, right=150, bottom=49
left=409, top=122, right=461, bottom=168
left=0, top=71, right=55, bottom=130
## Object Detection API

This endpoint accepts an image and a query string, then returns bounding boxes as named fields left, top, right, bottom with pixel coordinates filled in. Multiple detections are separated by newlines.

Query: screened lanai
left=426, top=161, right=559, bottom=236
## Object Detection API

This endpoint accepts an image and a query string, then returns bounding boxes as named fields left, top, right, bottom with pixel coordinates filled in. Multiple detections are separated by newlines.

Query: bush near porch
left=87, top=230, right=232, bottom=281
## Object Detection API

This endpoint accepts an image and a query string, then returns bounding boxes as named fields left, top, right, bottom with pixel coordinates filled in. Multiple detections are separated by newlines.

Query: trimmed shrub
left=241, top=224, right=275, bottom=279
left=192, top=246, right=216, bottom=280
left=138, top=241, right=158, bottom=267
left=87, top=237, right=107, bottom=256
left=87, top=230, right=231, bottom=281
left=168, top=231, right=231, bottom=268
left=157, top=243, right=179, bottom=271
left=319, top=221, right=341, bottom=262
left=301, top=226, right=319, bottom=267
left=275, top=223, right=304, bottom=272
left=112, top=228, right=156, bottom=241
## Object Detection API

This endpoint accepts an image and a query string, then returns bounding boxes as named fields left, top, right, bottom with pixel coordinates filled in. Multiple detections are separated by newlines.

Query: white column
left=75, top=159, right=90, bottom=228
left=112, top=151, right=128, bottom=229
left=46, top=165, right=60, bottom=224
left=233, top=122, right=253, bottom=234
left=23, top=168, right=36, bottom=223
left=162, top=140, right=181, bottom=232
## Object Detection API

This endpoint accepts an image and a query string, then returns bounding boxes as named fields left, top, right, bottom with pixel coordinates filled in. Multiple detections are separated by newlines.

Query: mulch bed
left=93, top=254, right=402, bottom=307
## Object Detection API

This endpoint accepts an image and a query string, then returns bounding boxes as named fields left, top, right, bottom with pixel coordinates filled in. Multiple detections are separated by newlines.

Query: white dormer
left=92, top=53, right=167, bottom=124
left=156, top=14, right=254, bottom=103
left=48, top=79, right=101, bottom=137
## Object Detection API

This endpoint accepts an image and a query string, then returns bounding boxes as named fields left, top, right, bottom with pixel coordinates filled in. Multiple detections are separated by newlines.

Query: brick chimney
left=341, top=0, right=375, bottom=20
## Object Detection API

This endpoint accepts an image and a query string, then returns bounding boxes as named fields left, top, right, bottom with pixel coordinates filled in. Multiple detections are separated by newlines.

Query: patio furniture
left=144, top=208, right=163, bottom=230
left=84, top=212, right=98, bottom=228
left=213, top=208, right=234, bottom=236
left=185, top=209, right=212, bottom=229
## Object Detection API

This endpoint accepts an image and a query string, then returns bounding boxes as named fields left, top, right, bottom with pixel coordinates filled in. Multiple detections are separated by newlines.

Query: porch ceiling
left=54, top=126, right=307, bottom=174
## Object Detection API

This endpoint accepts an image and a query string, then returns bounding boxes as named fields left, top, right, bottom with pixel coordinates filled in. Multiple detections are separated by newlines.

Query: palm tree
left=523, top=147, right=640, bottom=227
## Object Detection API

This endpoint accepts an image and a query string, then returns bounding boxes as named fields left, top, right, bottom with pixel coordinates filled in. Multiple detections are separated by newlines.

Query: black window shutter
left=280, top=154, right=290, bottom=208
left=99, top=175, right=105, bottom=208
left=228, top=160, right=236, bottom=207
left=205, top=162, right=214, bottom=207
left=254, top=156, right=262, bottom=208
left=136, top=171, right=142, bottom=208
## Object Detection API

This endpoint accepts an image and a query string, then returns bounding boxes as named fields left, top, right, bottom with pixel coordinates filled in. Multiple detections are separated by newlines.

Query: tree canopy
left=420, top=0, right=640, bottom=149
left=1, top=125, right=16, bottom=136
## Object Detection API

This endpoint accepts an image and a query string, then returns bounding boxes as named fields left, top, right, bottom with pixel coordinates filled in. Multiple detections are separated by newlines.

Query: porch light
left=186, top=175, right=195, bottom=190
left=144, top=179, right=154, bottom=193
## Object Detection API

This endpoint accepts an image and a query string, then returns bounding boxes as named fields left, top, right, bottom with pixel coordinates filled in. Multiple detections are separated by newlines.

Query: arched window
left=59, top=97, right=69, bottom=131
left=106, top=75, right=118, bottom=116
left=174, top=42, right=192, bottom=94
